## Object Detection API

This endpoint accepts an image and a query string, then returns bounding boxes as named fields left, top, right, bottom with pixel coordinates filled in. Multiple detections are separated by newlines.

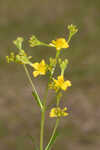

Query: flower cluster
left=50, top=38, right=69, bottom=51
left=29, top=35, right=41, bottom=47
left=32, top=60, right=47, bottom=77
left=49, top=75, right=72, bottom=92
left=67, top=24, right=78, bottom=43
left=6, top=49, right=32, bottom=65
left=49, top=107, right=69, bottom=117
left=6, top=24, right=78, bottom=120
left=68, top=24, right=78, bottom=35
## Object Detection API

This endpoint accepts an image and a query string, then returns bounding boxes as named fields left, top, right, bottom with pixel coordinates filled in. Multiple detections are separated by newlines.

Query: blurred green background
left=0, top=0, right=100, bottom=150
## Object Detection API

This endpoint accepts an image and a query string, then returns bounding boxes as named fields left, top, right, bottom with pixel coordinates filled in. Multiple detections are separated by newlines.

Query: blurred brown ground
left=0, top=0, right=100, bottom=150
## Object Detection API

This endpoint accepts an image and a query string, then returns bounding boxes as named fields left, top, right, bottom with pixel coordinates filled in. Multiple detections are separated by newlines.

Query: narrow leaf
left=32, top=91, right=43, bottom=109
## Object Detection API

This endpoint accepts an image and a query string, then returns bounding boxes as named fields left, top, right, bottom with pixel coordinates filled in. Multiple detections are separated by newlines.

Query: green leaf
left=32, top=91, right=43, bottom=109
left=45, top=131, right=59, bottom=150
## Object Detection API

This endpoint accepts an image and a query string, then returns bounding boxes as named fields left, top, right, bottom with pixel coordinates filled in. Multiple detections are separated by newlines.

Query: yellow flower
left=49, top=107, right=69, bottom=118
left=32, top=60, right=47, bottom=77
left=50, top=38, right=69, bottom=51
left=53, top=75, right=72, bottom=91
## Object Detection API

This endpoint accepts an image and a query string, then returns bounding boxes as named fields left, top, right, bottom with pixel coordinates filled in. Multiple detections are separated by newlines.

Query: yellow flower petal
left=40, top=59, right=46, bottom=66
left=50, top=38, right=69, bottom=51
left=33, top=71, right=40, bottom=77
left=62, top=112, right=69, bottom=116
left=61, top=83, right=68, bottom=91
left=58, top=75, right=64, bottom=81
left=32, top=63, right=39, bottom=70
left=51, top=75, right=71, bottom=92
left=64, top=80, right=72, bottom=87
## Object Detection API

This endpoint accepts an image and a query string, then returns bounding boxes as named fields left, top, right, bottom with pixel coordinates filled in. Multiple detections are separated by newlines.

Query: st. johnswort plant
left=6, top=24, right=78, bottom=150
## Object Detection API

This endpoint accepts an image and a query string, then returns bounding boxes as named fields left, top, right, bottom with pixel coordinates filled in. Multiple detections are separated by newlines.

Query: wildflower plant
left=6, top=24, right=78, bottom=150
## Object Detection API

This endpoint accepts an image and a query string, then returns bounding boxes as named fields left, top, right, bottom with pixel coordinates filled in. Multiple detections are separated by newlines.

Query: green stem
left=40, top=87, right=49, bottom=150
left=23, top=64, right=43, bottom=110
left=67, top=33, right=72, bottom=44
left=40, top=108, right=45, bottom=150
left=41, top=42, right=53, bottom=48
left=40, top=50, right=60, bottom=150
left=45, top=92, right=61, bottom=150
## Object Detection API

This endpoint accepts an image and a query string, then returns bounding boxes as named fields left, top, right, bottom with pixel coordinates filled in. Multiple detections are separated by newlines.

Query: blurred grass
left=0, top=0, right=100, bottom=150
